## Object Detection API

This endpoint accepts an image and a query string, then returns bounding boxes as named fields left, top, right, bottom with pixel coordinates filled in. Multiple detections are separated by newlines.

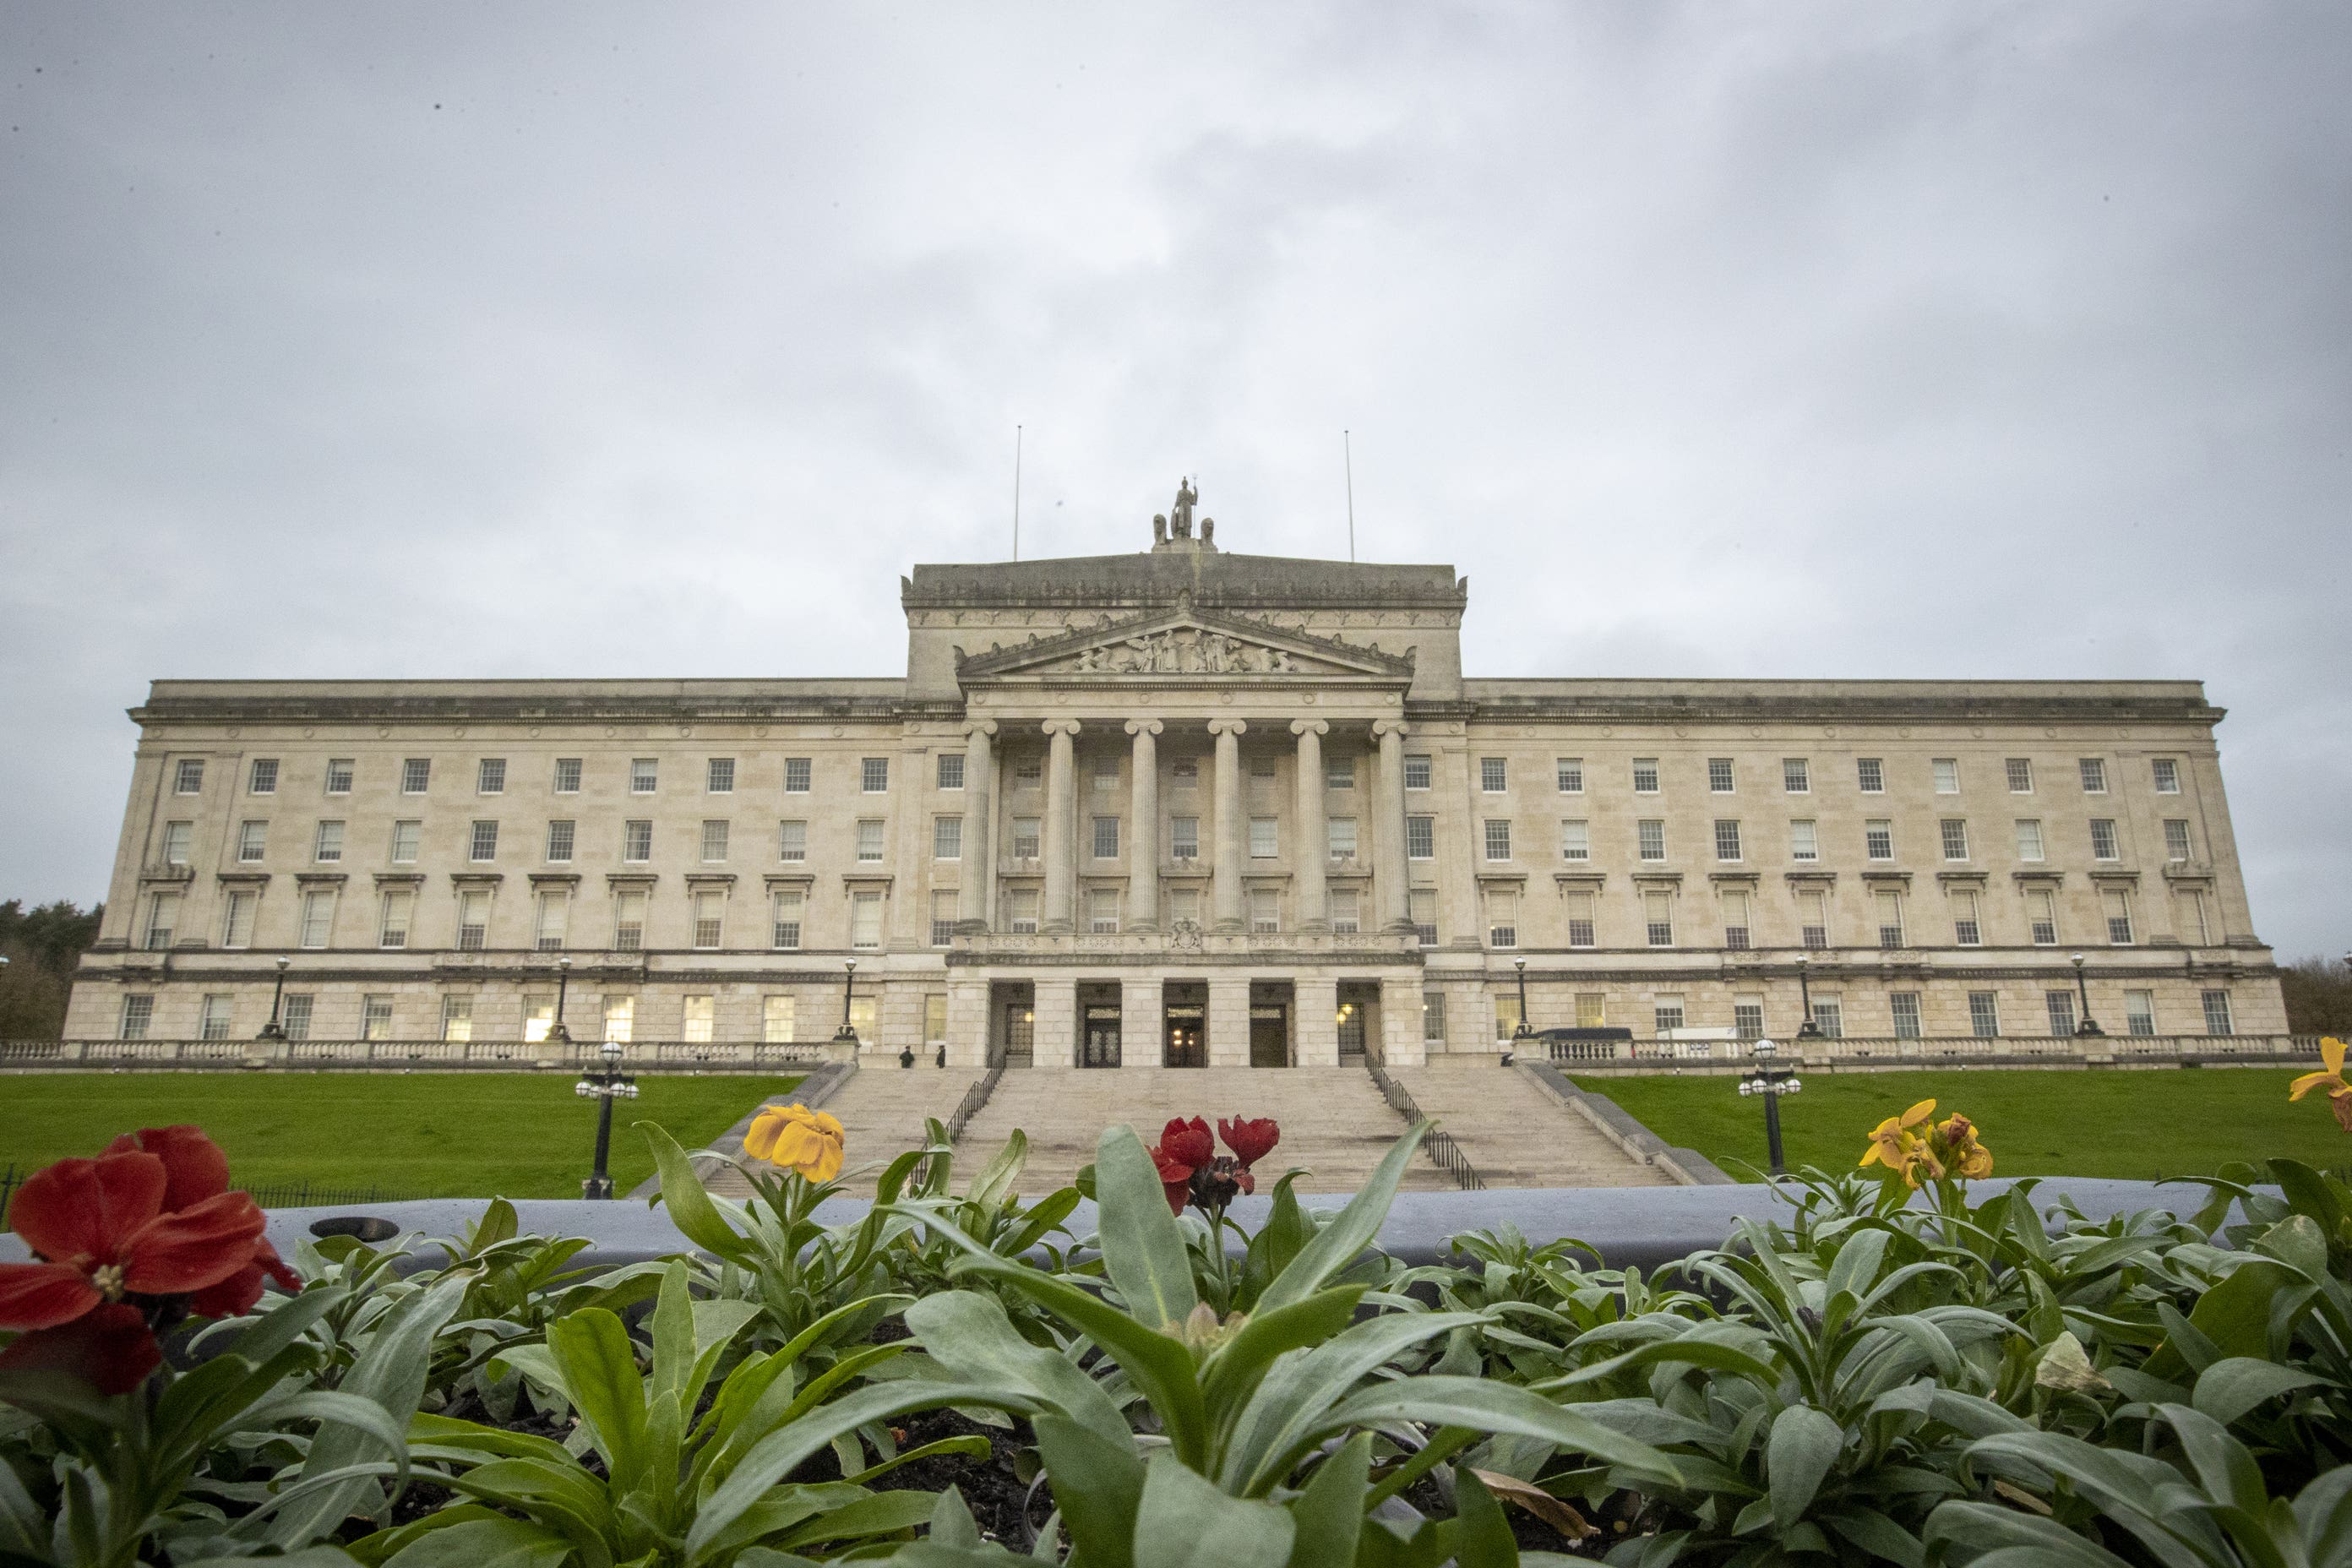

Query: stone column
left=1380, top=972, right=1428, bottom=1066
left=959, top=721, right=997, bottom=929
left=1292, top=720, right=1330, bottom=931
left=945, top=974, right=992, bottom=1069
left=1208, top=718, right=1248, bottom=932
left=1120, top=973, right=1159, bottom=1070
left=1207, top=974, right=1252, bottom=1066
left=1041, top=720, right=1081, bottom=933
left=1372, top=719, right=1412, bottom=932
left=1032, top=976, right=1077, bottom=1070
left=1125, top=719, right=1162, bottom=931
left=1294, top=974, right=1339, bottom=1066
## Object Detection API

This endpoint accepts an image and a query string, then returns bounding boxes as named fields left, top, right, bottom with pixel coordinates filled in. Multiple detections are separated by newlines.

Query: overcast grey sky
left=2, top=3, right=2345, bottom=959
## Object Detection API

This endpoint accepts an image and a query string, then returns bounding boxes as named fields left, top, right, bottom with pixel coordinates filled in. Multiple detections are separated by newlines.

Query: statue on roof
left=1170, top=476, right=1197, bottom=539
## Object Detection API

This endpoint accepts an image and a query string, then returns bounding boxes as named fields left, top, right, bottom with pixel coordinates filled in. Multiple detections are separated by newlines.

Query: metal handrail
left=1364, top=1057, right=1485, bottom=1191
left=945, top=1063, right=1004, bottom=1146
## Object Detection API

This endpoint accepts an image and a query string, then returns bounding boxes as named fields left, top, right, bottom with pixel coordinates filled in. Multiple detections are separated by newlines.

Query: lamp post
left=1738, top=1037, right=1803, bottom=1174
left=549, top=956, right=573, bottom=1044
left=1794, top=954, right=1821, bottom=1037
left=2071, top=954, right=2104, bottom=1037
left=834, top=959, right=863, bottom=1057
left=576, top=1038, right=638, bottom=1198
left=256, top=956, right=291, bottom=1040
left=1510, top=956, right=1535, bottom=1062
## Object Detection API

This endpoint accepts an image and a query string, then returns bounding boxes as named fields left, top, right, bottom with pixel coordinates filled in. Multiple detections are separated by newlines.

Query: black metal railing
left=945, top=1064, right=1004, bottom=1146
left=1363, top=1059, right=1485, bottom=1191
left=0, top=1164, right=416, bottom=1222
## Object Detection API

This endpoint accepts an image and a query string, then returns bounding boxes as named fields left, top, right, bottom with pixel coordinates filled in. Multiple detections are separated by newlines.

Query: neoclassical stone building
left=67, top=507, right=2285, bottom=1064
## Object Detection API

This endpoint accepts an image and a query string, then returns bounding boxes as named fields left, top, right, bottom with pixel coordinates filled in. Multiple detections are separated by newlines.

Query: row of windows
left=171, top=754, right=940, bottom=799
left=1454, top=814, right=2197, bottom=865
left=1457, top=987, right=2235, bottom=1043
left=120, top=988, right=923, bottom=1045
left=1458, top=754, right=2186, bottom=798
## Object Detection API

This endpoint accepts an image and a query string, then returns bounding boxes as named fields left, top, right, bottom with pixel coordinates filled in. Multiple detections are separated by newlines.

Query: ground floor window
left=683, top=994, right=715, bottom=1043
left=2045, top=990, right=2077, bottom=1036
left=2202, top=989, right=2234, bottom=1036
left=1422, top=992, right=1445, bottom=1045
left=441, top=995, right=473, bottom=1043
left=1968, top=991, right=2000, bottom=1038
left=603, top=995, right=634, bottom=1043
left=2126, top=990, right=2156, bottom=1037
left=282, top=994, right=313, bottom=1042
left=1494, top=994, right=1522, bottom=1041
left=1889, top=991, right=1922, bottom=1040
left=764, top=994, right=796, bottom=1043
left=200, top=994, right=234, bottom=1040
left=120, top=994, right=154, bottom=1040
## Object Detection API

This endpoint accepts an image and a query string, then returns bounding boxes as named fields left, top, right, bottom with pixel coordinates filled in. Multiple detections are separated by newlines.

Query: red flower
left=1149, top=1117, right=1215, bottom=1213
left=1218, top=1117, right=1280, bottom=1171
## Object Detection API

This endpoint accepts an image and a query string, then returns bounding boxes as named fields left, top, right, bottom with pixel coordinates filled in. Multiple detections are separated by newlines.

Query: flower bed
left=3, top=1043, right=2351, bottom=1566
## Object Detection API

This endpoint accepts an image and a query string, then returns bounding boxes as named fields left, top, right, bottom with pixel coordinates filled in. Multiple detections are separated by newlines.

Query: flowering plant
left=1858, top=1097, right=1994, bottom=1190
left=1149, top=1115, right=1281, bottom=1217
left=744, top=1101, right=847, bottom=1183
left=2290, top=1037, right=2352, bottom=1131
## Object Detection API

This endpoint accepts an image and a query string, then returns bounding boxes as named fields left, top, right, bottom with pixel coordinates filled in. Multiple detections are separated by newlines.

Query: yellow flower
left=1859, top=1098, right=1937, bottom=1178
left=1936, top=1113, right=1994, bottom=1180
left=743, top=1102, right=846, bottom=1184
left=2289, top=1037, right=2352, bottom=1133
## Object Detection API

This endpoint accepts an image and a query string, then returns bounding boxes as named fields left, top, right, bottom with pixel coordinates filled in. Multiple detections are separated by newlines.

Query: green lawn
left=0, top=1074, right=801, bottom=1200
left=1579, top=1066, right=2347, bottom=1183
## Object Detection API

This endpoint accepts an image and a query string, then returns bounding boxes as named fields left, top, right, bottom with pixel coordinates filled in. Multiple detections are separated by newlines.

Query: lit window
left=706, top=757, right=735, bottom=793
left=1480, top=757, right=1507, bottom=792
left=1783, top=758, right=1810, bottom=793
left=1494, top=994, right=1522, bottom=1040
left=1968, top=992, right=2000, bottom=1038
left=1171, top=816, right=1199, bottom=859
left=2016, top=819, right=2045, bottom=862
left=1932, top=759, right=1959, bottom=794
left=763, top=994, right=797, bottom=1042
left=553, top=758, right=581, bottom=793
left=2006, top=758, right=2034, bottom=793
left=325, top=759, right=354, bottom=794
left=1636, top=819, right=1665, bottom=862
left=2079, top=758, right=2107, bottom=793
left=1865, top=819, right=1893, bottom=861
left=1856, top=758, right=1884, bottom=792
left=623, top=819, right=652, bottom=862
left=120, top=994, right=155, bottom=1040
left=438, top=995, right=474, bottom=1043
left=470, top=820, right=499, bottom=862
left=778, top=820, right=806, bottom=863
left=1484, top=819, right=1512, bottom=861
left=770, top=890, right=803, bottom=950
left=2153, top=757, right=2180, bottom=794
left=1560, top=819, right=1589, bottom=862
left=1250, top=817, right=1278, bottom=858
left=1012, top=817, right=1040, bottom=858
left=1940, top=819, right=1969, bottom=861
left=925, top=994, right=948, bottom=1042
left=934, top=815, right=962, bottom=860
left=693, top=890, right=724, bottom=950
left=313, top=820, right=345, bottom=863
left=174, top=759, right=206, bottom=794
left=1404, top=754, right=1432, bottom=791
left=1631, top=758, right=1659, bottom=793
left=1555, top=758, right=1583, bottom=793
left=938, top=753, right=965, bottom=790
left=1707, top=758, right=1734, bottom=792
left=1890, top=992, right=1922, bottom=1039
left=378, top=890, right=412, bottom=949
left=248, top=759, right=278, bottom=795
left=546, top=819, right=575, bottom=862
left=2089, top=819, right=2119, bottom=861
left=237, top=820, right=268, bottom=863
left=2164, top=819, right=2192, bottom=861
left=1407, top=815, right=1435, bottom=859
left=1576, top=994, right=1607, bottom=1028
left=456, top=890, right=489, bottom=950
left=602, top=996, right=634, bottom=1043
left=851, top=890, right=884, bottom=949
left=784, top=757, right=811, bottom=792
left=1328, top=818, right=1358, bottom=859
left=629, top=759, right=657, bottom=793
left=1713, top=819, right=1742, bottom=862
left=856, top=819, right=886, bottom=862
left=1092, top=816, right=1120, bottom=858
left=402, top=758, right=431, bottom=793
left=862, top=757, right=890, bottom=793
left=701, top=820, right=730, bottom=862
left=477, top=759, right=506, bottom=794
left=1790, top=819, right=1818, bottom=862
left=2202, top=990, right=2234, bottom=1036
left=161, top=821, right=192, bottom=864
left=680, top=994, right=714, bottom=1043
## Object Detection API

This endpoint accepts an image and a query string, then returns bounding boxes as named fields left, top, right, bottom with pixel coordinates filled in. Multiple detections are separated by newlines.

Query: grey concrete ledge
left=1518, top=1062, right=1739, bottom=1186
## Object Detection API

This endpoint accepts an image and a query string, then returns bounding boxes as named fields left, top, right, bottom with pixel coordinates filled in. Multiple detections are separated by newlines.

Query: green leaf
left=1285, top=1432, right=1369, bottom=1568
left=1255, top=1124, right=1427, bottom=1316
left=2191, top=1356, right=2333, bottom=1429
left=1239, top=1171, right=1317, bottom=1306
left=1095, top=1124, right=1200, bottom=1331
left=1309, top=1379, right=1678, bottom=1494
left=183, top=1550, right=369, bottom=1568
left=1036, top=1412, right=1148, bottom=1568
left=1222, top=1310, right=1490, bottom=1493
left=1923, top=1501, right=2136, bottom=1567
left=903, top=1288, right=1131, bottom=1448
left=844, top=1435, right=994, bottom=1484
left=932, top=1485, right=985, bottom=1549
left=651, top=1258, right=697, bottom=1405
left=772, top=1488, right=939, bottom=1548
left=1200, top=1286, right=1364, bottom=1421
left=545, top=1308, right=650, bottom=1483
left=1543, top=1334, right=1781, bottom=1392
left=2157, top=1403, right=2271, bottom=1516
left=1766, top=1406, right=1843, bottom=1533
left=1132, top=1454, right=1295, bottom=1568
left=1451, top=1468, right=1520, bottom=1568
left=639, top=1119, right=757, bottom=1265
left=378, top=1516, right=572, bottom=1568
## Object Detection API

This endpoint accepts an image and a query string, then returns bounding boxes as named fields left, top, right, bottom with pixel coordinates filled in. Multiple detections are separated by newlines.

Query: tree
left=2281, top=955, right=2352, bottom=1037
left=0, top=899, right=105, bottom=1039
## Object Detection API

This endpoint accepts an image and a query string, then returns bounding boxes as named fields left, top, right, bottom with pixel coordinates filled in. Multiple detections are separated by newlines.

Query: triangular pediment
left=954, top=601, right=1415, bottom=681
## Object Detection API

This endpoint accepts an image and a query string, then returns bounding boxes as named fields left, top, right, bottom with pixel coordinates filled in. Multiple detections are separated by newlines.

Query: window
left=477, top=758, right=506, bottom=794
left=1560, top=819, right=1590, bottom=862
left=248, top=758, right=278, bottom=795
left=1810, top=999, right=1844, bottom=1039
left=1330, top=887, right=1360, bottom=934
left=299, top=890, right=334, bottom=949
left=2046, top=991, right=2077, bottom=1036
left=1713, top=819, right=1742, bottom=862
left=2164, top=819, right=2192, bottom=861
left=175, top=759, right=206, bottom=794
left=1783, top=758, right=1810, bottom=793
left=1409, top=889, right=1437, bottom=947
left=1644, top=890, right=1674, bottom=948
left=314, top=820, right=345, bottom=863
left=391, top=820, right=421, bottom=863
left=437, top=995, right=473, bottom=1043
left=1326, top=755, right=1355, bottom=789
left=2089, top=819, right=2119, bottom=861
left=2006, top=758, right=2034, bottom=793
left=1407, top=815, right=1435, bottom=859
left=1169, top=815, right=1199, bottom=860
left=856, top=819, right=886, bottom=862
left=120, top=994, right=155, bottom=1040
left=1422, top=992, right=1445, bottom=1045
left=2153, top=757, right=2180, bottom=794
left=704, top=757, right=735, bottom=795
left=546, top=819, right=575, bottom=862
left=1952, top=889, right=1982, bottom=946
left=1404, top=754, right=1432, bottom=791
left=2177, top=888, right=2212, bottom=945
left=1968, top=992, right=2000, bottom=1038
left=1092, top=816, right=1120, bottom=858
left=378, top=889, right=412, bottom=950
left=1487, top=889, right=1518, bottom=949
left=1480, top=757, right=1507, bottom=792
left=1707, top=758, right=1734, bottom=792
left=1012, top=817, right=1041, bottom=858
left=469, top=820, right=499, bottom=862
left=1014, top=756, right=1043, bottom=786
left=778, top=820, right=806, bottom=862
left=1636, top=819, right=1665, bottom=861
left=1494, top=994, right=1522, bottom=1041
left=1876, top=890, right=1904, bottom=949
left=1734, top=999, right=1765, bottom=1039
left=361, top=995, right=394, bottom=1041
left=770, top=890, right=803, bottom=950
left=692, top=890, right=724, bottom=950
left=237, top=820, right=268, bottom=863
left=1799, top=890, right=1828, bottom=950
left=602, top=996, right=634, bottom=1044
left=536, top=890, right=569, bottom=951
left=1168, top=887, right=1200, bottom=927
left=1006, top=888, right=1040, bottom=934
left=784, top=757, right=811, bottom=793
left=1865, top=819, right=1893, bottom=860
left=1484, top=819, right=1512, bottom=861
left=2104, top=888, right=2134, bottom=945
left=281, top=994, right=313, bottom=1042
left=934, top=815, right=962, bottom=860
left=456, top=890, right=490, bottom=950
left=1655, top=999, right=1685, bottom=1034
left=2126, top=990, right=2155, bottom=1037
left=201, top=994, right=235, bottom=1041
left=1576, top=993, right=1608, bottom=1029
left=1556, top=757, right=1583, bottom=793
left=1932, top=758, right=1959, bottom=794
left=932, top=890, right=957, bottom=946
left=848, top=996, right=877, bottom=1038
left=1250, top=888, right=1280, bottom=935
left=1722, top=889, right=1751, bottom=950
left=2016, top=819, right=2045, bottom=862
left=1890, top=992, right=1922, bottom=1039
left=763, top=994, right=797, bottom=1043
left=161, top=821, right=192, bottom=864
left=222, top=890, right=256, bottom=949
left=1088, top=888, right=1121, bottom=934
left=2079, top=758, right=2107, bottom=793
left=923, top=994, right=948, bottom=1043
left=1856, top=758, right=1884, bottom=792
left=700, top=819, right=730, bottom=862
left=613, top=890, right=646, bottom=951
left=553, top=757, right=581, bottom=793
left=1940, top=819, right=1969, bottom=861
left=323, top=758, right=354, bottom=794
left=402, top=758, right=431, bottom=794
left=1790, top=819, right=1819, bottom=862
left=2028, top=889, right=2058, bottom=945
left=1328, top=818, right=1358, bottom=860
left=850, top=890, right=884, bottom=949
left=1250, top=817, right=1278, bottom=858
left=624, top=759, right=656, bottom=794
left=1565, top=890, right=1596, bottom=948
left=2202, top=990, right=2234, bottom=1036
left=1092, top=755, right=1119, bottom=790
left=1631, top=758, right=1659, bottom=793
left=861, top=757, right=889, bottom=793
left=1172, top=759, right=1199, bottom=787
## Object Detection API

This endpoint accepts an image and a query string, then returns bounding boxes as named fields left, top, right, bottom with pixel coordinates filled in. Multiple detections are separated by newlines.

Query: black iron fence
left=1363, top=1058, right=1486, bottom=1191
left=0, top=1164, right=418, bottom=1224
left=946, top=1064, right=1005, bottom=1146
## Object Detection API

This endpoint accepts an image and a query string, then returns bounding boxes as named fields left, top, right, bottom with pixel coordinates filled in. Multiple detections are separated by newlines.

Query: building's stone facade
left=67, top=514, right=2285, bottom=1064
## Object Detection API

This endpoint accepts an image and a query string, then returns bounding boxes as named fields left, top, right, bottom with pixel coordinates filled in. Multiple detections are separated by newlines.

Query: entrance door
left=1082, top=1004, right=1122, bottom=1069
left=1250, top=1004, right=1289, bottom=1068
left=1003, top=1003, right=1034, bottom=1067
left=1164, top=1004, right=1206, bottom=1068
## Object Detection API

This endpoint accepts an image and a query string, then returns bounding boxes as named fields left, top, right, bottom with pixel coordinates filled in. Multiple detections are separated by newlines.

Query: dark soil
left=1400, top=1474, right=1654, bottom=1558
left=794, top=1406, right=1044, bottom=1544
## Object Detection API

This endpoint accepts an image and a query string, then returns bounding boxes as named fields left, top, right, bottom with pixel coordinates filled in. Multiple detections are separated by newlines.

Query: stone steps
left=1386, top=1063, right=1673, bottom=1188
left=703, top=1064, right=972, bottom=1199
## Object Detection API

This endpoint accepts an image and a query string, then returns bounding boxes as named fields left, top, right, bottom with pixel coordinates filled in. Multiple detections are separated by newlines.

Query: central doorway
left=1163, top=980, right=1206, bottom=1067
left=1250, top=1004, right=1289, bottom=1068
left=994, top=981, right=1035, bottom=1068
left=1081, top=983, right=1122, bottom=1068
